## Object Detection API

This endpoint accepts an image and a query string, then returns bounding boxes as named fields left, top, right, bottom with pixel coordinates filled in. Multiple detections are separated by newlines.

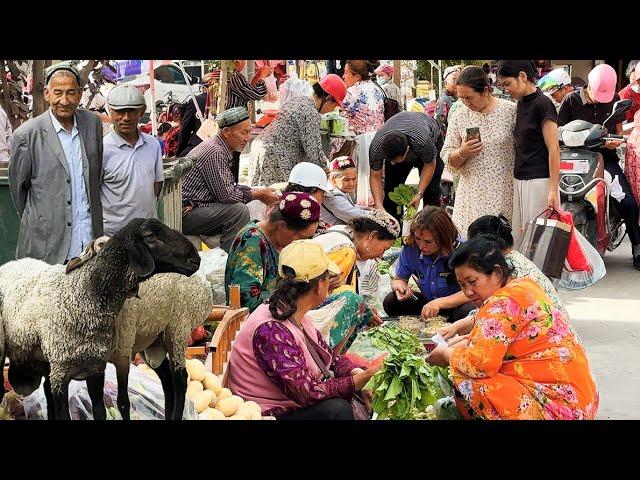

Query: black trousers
left=605, top=158, right=640, bottom=246
left=278, top=398, right=354, bottom=420
left=383, top=291, right=476, bottom=323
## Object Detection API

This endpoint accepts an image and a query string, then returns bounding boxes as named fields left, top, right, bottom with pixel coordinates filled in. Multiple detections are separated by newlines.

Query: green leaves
left=377, top=260, right=391, bottom=275
left=365, top=323, right=425, bottom=356
left=388, top=184, right=418, bottom=220
left=364, top=324, right=453, bottom=420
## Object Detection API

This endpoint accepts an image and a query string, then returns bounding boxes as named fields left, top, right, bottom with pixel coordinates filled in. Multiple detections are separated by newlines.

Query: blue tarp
left=102, top=60, right=150, bottom=81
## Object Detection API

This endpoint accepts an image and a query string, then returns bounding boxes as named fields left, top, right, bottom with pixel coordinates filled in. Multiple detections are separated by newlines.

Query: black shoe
left=634, top=256, right=640, bottom=271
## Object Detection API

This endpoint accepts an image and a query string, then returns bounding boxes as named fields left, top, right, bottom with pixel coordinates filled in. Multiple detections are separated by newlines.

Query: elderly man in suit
left=8, top=62, right=104, bottom=264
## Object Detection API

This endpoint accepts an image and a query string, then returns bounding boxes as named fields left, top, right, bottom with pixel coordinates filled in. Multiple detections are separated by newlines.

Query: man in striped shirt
left=225, top=60, right=272, bottom=110
left=368, top=111, right=444, bottom=222
left=181, top=107, right=279, bottom=252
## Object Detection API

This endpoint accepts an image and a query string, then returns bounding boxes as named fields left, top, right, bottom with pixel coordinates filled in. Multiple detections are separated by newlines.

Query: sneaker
left=634, top=256, right=640, bottom=271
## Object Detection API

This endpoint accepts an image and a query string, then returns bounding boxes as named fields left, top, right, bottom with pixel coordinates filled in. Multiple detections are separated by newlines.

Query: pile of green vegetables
left=388, top=184, right=418, bottom=221
left=364, top=323, right=454, bottom=420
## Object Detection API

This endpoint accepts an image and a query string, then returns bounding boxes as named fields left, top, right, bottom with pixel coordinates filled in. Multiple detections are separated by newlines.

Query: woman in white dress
left=441, top=66, right=517, bottom=238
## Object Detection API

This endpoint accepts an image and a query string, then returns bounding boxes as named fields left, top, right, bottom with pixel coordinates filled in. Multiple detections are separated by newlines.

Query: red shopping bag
left=547, top=208, right=591, bottom=272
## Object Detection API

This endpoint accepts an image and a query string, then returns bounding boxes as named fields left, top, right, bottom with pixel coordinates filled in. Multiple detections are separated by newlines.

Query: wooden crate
left=185, top=306, right=248, bottom=386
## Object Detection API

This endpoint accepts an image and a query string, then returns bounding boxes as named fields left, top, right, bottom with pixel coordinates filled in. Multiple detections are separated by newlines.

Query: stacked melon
left=185, top=359, right=275, bottom=420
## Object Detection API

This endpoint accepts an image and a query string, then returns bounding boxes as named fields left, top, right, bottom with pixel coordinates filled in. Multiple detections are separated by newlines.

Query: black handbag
left=373, top=81, right=400, bottom=121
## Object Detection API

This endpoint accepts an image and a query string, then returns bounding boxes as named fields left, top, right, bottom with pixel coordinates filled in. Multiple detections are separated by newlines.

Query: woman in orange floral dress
left=426, top=236, right=598, bottom=420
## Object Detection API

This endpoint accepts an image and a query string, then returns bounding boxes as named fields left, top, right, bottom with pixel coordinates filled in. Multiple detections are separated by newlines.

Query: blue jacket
left=395, top=244, right=460, bottom=302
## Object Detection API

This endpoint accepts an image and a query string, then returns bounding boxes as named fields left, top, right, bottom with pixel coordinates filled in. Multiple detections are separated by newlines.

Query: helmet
left=588, top=64, right=617, bottom=103
left=318, top=74, right=347, bottom=107
left=538, top=68, right=572, bottom=94
left=288, top=162, right=331, bottom=193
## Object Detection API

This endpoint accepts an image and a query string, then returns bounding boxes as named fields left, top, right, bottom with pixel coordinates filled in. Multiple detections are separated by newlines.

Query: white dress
left=441, top=98, right=517, bottom=238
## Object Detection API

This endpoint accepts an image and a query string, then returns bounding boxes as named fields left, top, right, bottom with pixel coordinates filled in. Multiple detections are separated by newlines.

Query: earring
left=366, top=246, right=371, bottom=253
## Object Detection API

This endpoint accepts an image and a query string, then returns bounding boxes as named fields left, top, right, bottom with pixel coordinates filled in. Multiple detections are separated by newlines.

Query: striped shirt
left=225, top=71, right=267, bottom=110
left=182, top=134, right=252, bottom=205
left=368, top=112, right=441, bottom=171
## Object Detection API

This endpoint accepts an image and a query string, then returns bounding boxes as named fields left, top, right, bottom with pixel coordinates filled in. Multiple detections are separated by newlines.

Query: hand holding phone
left=466, top=127, right=481, bottom=143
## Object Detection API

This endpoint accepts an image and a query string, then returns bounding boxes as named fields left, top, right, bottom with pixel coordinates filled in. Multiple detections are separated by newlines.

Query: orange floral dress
left=449, top=277, right=598, bottom=420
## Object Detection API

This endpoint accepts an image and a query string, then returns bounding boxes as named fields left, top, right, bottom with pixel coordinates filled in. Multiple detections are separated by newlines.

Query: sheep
left=100, top=266, right=213, bottom=420
left=0, top=218, right=201, bottom=420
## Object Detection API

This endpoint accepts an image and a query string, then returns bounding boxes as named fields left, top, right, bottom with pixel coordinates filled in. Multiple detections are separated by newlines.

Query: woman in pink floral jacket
left=625, top=110, right=640, bottom=212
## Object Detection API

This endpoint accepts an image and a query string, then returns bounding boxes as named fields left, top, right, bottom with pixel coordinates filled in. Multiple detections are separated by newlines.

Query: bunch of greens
left=388, top=184, right=418, bottom=220
left=393, top=237, right=404, bottom=248
left=377, top=260, right=391, bottom=275
left=366, top=351, right=451, bottom=419
left=365, top=323, right=424, bottom=355
left=362, top=323, right=456, bottom=419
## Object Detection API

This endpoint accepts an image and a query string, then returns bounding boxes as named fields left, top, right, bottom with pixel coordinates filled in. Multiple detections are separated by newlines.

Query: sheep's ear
left=93, top=236, right=111, bottom=253
left=126, top=238, right=155, bottom=278
left=65, top=241, right=98, bottom=274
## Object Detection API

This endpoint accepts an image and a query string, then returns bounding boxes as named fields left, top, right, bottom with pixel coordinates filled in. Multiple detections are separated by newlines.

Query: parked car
left=119, top=62, right=202, bottom=113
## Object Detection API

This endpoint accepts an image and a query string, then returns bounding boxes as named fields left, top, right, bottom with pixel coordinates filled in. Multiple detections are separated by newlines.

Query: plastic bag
left=556, top=228, right=606, bottom=290
left=195, top=248, right=228, bottom=305
left=548, top=208, right=591, bottom=272
left=263, top=73, right=278, bottom=103
left=434, top=396, right=462, bottom=420
left=278, top=73, right=313, bottom=106
left=22, top=363, right=198, bottom=420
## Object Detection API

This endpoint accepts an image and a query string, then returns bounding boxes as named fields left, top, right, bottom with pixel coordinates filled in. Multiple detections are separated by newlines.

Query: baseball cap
left=374, top=64, right=394, bottom=77
left=288, top=162, right=331, bottom=193
left=588, top=64, right=617, bottom=103
left=107, top=84, right=146, bottom=110
left=278, top=239, right=341, bottom=282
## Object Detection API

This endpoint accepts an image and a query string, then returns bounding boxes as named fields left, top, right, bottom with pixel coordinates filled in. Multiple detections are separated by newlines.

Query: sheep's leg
left=43, top=375, right=55, bottom=421
left=86, top=372, right=107, bottom=420
left=0, top=354, right=5, bottom=406
left=49, top=372, right=71, bottom=420
left=170, top=364, right=188, bottom=421
left=113, top=356, right=131, bottom=421
left=152, top=358, right=174, bottom=420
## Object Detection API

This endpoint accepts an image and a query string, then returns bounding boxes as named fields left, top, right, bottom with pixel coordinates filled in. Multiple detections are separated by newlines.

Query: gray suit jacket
left=8, top=109, right=104, bottom=264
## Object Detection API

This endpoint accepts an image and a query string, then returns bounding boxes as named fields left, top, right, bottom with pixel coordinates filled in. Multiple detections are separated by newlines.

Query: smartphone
left=466, top=127, right=481, bottom=143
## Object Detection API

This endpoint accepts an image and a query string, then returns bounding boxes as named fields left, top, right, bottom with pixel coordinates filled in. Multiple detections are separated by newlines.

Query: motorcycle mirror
left=612, top=99, right=632, bottom=115
left=602, top=99, right=632, bottom=128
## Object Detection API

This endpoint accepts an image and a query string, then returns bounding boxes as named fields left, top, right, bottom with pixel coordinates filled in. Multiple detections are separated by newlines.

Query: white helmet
left=288, top=162, right=331, bottom=194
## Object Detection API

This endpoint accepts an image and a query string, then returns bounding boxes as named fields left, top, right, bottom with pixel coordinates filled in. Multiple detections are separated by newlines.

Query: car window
left=154, top=65, right=187, bottom=85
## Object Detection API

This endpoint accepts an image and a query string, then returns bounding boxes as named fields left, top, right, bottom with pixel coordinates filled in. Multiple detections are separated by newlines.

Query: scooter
left=557, top=99, right=632, bottom=255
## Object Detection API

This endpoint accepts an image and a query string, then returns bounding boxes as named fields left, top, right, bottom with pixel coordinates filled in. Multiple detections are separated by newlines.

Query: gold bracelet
left=458, top=149, right=466, bottom=161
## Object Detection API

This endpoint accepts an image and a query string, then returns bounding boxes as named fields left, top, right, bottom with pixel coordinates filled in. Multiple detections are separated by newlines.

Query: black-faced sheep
left=0, top=218, right=200, bottom=420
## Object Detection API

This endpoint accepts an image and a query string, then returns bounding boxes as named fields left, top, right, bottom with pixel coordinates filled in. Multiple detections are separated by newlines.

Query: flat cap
left=217, top=106, right=249, bottom=128
left=45, top=61, right=83, bottom=86
left=107, top=84, right=147, bottom=110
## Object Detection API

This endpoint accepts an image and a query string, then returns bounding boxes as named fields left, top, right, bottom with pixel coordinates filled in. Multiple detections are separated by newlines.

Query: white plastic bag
left=195, top=248, right=228, bottom=305
left=263, top=73, right=278, bottom=102
left=22, top=363, right=198, bottom=420
left=278, top=73, right=313, bottom=106
left=556, top=228, right=606, bottom=290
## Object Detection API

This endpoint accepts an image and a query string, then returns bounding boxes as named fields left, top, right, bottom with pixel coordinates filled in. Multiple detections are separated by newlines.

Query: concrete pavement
left=558, top=237, right=640, bottom=419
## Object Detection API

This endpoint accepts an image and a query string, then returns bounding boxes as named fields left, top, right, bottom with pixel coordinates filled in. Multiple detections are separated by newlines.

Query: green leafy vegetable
left=377, top=260, right=390, bottom=275
left=364, top=323, right=424, bottom=355
left=388, top=184, right=417, bottom=218
left=363, top=323, right=455, bottom=420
